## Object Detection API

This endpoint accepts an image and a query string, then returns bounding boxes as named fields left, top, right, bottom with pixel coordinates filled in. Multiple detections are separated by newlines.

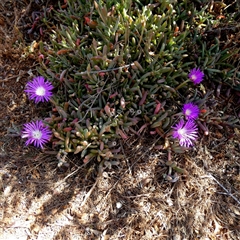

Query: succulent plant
left=28, top=0, right=240, bottom=166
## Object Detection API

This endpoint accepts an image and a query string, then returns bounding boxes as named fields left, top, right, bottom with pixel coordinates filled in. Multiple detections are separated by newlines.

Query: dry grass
left=0, top=1, right=240, bottom=239
left=0, top=135, right=240, bottom=239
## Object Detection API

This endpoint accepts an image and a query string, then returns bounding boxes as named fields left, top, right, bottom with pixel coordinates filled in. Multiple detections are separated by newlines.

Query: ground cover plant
left=22, top=0, right=240, bottom=168
left=0, top=0, right=240, bottom=239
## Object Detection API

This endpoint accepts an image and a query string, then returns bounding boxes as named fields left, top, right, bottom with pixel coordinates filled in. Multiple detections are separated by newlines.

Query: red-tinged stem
left=109, top=92, right=118, bottom=99
left=137, top=123, right=149, bottom=134
left=154, top=100, right=161, bottom=114
left=116, top=128, right=128, bottom=139
left=139, top=90, right=148, bottom=106
left=63, top=127, right=72, bottom=132
left=155, top=127, right=164, bottom=137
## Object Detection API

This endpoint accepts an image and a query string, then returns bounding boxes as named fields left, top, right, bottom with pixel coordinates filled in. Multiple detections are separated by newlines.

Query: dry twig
left=201, top=174, right=240, bottom=205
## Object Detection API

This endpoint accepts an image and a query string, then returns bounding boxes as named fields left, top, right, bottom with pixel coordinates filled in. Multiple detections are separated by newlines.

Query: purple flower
left=22, top=120, right=52, bottom=148
left=188, top=68, right=204, bottom=85
left=172, top=119, right=198, bottom=147
left=25, top=76, right=53, bottom=103
left=182, top=103, right=200, bottom=120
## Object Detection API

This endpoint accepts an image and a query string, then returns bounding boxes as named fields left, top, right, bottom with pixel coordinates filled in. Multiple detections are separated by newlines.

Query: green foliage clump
left=36, top=0, right=239, bottom=165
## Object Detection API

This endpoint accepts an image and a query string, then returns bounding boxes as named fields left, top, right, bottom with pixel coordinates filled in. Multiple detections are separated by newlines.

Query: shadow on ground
left=1, top=133, right=239, bottom=239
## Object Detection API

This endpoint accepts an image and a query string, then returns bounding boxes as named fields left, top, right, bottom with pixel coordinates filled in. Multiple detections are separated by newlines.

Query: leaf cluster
left=37, top=0, right=239, bottom=165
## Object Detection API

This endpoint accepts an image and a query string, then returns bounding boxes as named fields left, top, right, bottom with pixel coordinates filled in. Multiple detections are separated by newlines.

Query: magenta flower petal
left=25, top=76, right=54, bottom=103
left=22, top=120, right=52, bottom=148
left=182, top=103, right=200, bottom=120
left=172, top=119, right=198, bottom=147
left=188, top=68, right=204, bottom=85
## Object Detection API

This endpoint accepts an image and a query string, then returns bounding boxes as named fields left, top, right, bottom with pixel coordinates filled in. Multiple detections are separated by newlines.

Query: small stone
left=116, top=202, right=122, bottom=209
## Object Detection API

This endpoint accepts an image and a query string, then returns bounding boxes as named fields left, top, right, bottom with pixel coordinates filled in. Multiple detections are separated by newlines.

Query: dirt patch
left=1, top=136, right=240, bottom=239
